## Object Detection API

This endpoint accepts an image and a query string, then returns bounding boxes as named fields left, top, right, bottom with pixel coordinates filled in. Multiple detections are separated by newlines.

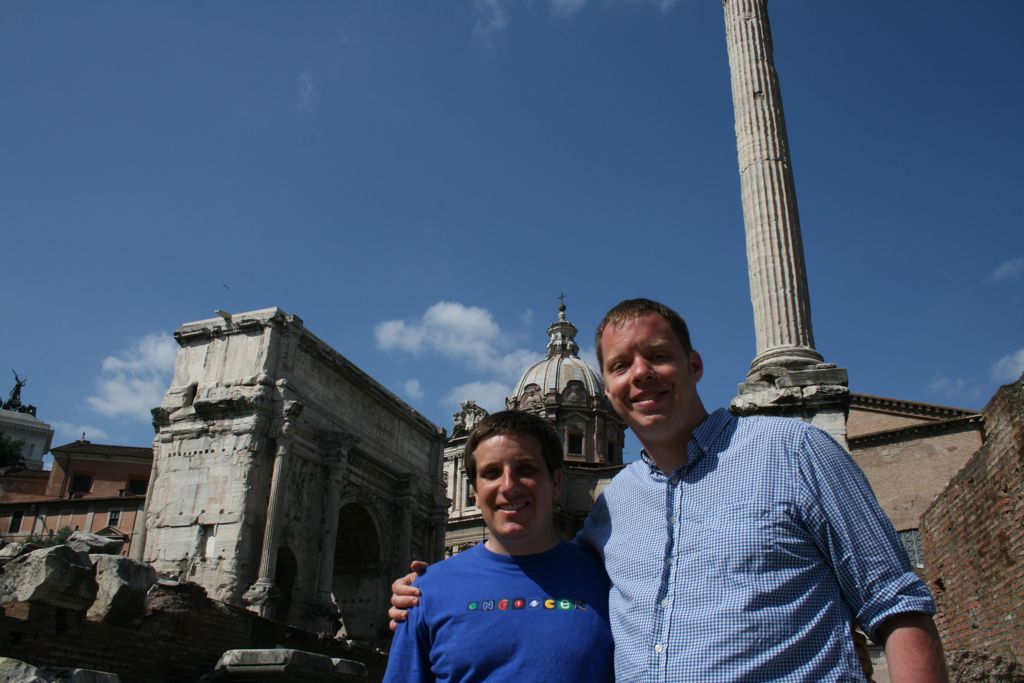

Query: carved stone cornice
left=848, top=415, right=984, bottom=450
left=850, top=393, right=980, bottom=421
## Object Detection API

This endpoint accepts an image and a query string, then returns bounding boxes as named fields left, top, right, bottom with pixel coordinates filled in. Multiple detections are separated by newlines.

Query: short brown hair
left=464, top=410, right=563, bottom=484
left=595, top=298, right=694, bottom=369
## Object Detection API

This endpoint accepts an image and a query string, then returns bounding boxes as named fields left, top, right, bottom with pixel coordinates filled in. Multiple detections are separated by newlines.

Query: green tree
left=0, top=428, right=25, bottom=467
left=25, top=526, right=73, bottom=548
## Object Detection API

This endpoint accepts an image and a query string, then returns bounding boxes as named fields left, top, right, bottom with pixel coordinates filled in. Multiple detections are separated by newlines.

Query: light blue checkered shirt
left=578, top=408, right=934, bottom=682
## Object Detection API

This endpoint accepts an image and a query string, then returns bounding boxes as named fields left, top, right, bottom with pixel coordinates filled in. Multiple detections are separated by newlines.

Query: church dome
left=509, top=303, right=603, bottom=406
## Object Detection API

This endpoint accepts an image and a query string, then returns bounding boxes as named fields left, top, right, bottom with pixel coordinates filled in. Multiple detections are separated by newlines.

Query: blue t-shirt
left=383, top=541, right=613, bottom=682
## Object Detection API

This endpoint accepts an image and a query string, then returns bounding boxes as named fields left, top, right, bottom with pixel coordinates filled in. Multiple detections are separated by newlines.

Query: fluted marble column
left=242, top=399, right=303, bottom=619
left=723, top=0, right=822, bottom=373
left=723, top=0, right=849, bottom=443
left=310, top=431, right=359, bottom=633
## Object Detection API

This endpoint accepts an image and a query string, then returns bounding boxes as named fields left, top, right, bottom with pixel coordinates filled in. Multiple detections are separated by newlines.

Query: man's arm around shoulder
left=876, top=612, right=949, bottom=683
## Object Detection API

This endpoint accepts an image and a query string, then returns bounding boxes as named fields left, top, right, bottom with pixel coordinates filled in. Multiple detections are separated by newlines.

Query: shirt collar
left=639, top=408, right=735, bottom=479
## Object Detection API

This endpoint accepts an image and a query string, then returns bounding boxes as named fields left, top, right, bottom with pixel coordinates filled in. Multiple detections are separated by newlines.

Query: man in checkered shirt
left=393, top=298, right=947, bottom=682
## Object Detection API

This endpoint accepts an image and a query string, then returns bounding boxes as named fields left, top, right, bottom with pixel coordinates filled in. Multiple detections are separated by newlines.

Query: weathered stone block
left=0, top=545, right=97, bottom=610
left=947, top=650, right=1024, bottom=682
left=66, top=532, right=124, bottom=556
left=209, top=649, right=366, bottom=682
left=0, top=656, right=121, bottom=682
left=86, top=555, right=157, bottom=623
left=776, top=367, right=849, bottom=388
left=0, top=542, right=39, bottom=565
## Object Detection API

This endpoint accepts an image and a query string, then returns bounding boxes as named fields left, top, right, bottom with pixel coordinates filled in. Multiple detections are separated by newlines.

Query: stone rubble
left=0, top=545, right=97, bottom=610
left=86, top=554, right=157, bottom=624
left=66, top=532, right=124, bottom=556
left=0, top=656, right=121, bottom=683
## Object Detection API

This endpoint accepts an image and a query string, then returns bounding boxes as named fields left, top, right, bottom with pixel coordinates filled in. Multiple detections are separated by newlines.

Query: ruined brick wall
left=921, top=375, right=1024, bottom=664
left=0, top=582, right=387, bottom=683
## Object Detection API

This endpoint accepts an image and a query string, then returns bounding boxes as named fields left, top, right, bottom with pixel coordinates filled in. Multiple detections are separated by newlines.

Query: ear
left=552, top=469, right=564, bottom=500
left=689, top=350, right=703, bottom=382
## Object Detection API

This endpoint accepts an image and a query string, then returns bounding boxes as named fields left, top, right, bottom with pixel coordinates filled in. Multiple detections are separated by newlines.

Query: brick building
left=922, top=375, right=1023, bottom=666
left=847, top=393, right=984, bottom=569
left=0, top=440, right=152, bottom=555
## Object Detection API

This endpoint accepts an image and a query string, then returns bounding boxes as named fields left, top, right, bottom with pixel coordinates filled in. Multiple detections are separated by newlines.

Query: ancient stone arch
left=332, top=500, right=384, bottom=639
left=275, top=544, right=298, bottom=623
left=143, top=308, right=449, bottom=639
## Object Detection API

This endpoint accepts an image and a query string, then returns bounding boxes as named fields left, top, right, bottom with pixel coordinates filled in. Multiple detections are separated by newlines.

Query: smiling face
left=600, top=313, right=707, bottom=466
left=473, top=433, right=563, bottom=556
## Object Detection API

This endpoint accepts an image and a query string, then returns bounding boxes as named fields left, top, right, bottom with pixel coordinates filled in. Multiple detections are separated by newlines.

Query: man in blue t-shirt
left=382, top=410, right=613, bottom=682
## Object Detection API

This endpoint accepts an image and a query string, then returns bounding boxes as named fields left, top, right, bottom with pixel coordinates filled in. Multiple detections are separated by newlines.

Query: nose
left=629, top=358, right=655, bottom=382
left=498, top=469, right=520, bottom=493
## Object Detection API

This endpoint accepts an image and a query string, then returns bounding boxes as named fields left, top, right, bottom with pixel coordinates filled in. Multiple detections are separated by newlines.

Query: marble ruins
left=722, top=0, right=850, bottom=443
left=140, top=308, right=449, bottom=639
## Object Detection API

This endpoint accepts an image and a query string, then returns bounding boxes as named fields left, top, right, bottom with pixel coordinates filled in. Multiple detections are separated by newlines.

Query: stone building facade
left=142, top=308, right=448, bottom=639
left=848, top=394, right=984, bottom=568
left=442, top=304, right=625, bottom=555
left=0, top=440, right=151, bottom=555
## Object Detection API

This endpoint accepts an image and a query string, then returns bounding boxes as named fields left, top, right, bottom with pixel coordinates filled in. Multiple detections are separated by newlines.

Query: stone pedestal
left=731, top=363, right=850, bottom=446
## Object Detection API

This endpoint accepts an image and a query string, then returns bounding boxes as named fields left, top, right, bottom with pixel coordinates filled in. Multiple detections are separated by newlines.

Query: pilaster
left=242, top=396, right=304, bottom=619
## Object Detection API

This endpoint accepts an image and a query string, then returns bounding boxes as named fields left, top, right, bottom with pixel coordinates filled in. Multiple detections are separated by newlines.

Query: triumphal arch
left=141, top=308, right=448, bottom=639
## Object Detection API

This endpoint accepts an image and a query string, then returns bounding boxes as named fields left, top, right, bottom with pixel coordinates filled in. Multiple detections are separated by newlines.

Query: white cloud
left=926, top=374, right=984, bottom=405
left=297, top=73, right=316, bottom=113
left=403, top=379, right=424, bottom=400
left=551, top=0, right=585, bottom=18
left=474, top=0, right=678, bottom=38
left=991, top=348, right=1024, bottom=383
left=443, top=381, right=510, bottom=414
left=519, top=309, right=535, bottom=326
left=51, top=421, right=109, bottom=444
left=375, top=301, right=541, bottom=379
left=87, top=333, right=177, bottom=421
left=990, top=256, right=1024, bottom=283
left=473, top=0, right=510, bottom=42
left=927, top=375, right=967, bottom=397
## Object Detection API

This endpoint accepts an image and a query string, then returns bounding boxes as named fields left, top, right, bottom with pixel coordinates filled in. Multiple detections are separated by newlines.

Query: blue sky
left=2, top=1, right=1022, bottom=461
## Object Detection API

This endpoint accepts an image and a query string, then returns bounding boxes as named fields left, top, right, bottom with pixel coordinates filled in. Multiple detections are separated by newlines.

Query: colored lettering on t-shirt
left=465, top=596, right=590, bottom=612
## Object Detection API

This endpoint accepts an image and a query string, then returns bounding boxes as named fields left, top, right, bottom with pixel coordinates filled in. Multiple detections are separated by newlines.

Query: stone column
left=243, top=399, right=303, bottom=619
left=723, top=0, right=849, bottom=443
left=723, top=0, right=821, bottom=372
left=311, top=431, right=359, bottom=633
left=394, top=475, right=414, bottom=575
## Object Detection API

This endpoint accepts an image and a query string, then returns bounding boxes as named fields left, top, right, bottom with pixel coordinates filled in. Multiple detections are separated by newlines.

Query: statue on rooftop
left=3, top=370, right=37, bottom=416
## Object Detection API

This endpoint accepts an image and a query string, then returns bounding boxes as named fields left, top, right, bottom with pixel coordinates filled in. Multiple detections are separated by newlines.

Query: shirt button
left=665, top=557, right=673, bottom=565
left=660, top=598, right=670, bottom=608
left=654, top=644, right=665, bottom=653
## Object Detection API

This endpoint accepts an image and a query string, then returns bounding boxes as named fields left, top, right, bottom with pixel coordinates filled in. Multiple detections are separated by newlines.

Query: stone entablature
left=848, top=393, right=981, bottom=439
left=848, top=415, right=983, bottom=449
left=144, top=308, right=448, bottom=639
